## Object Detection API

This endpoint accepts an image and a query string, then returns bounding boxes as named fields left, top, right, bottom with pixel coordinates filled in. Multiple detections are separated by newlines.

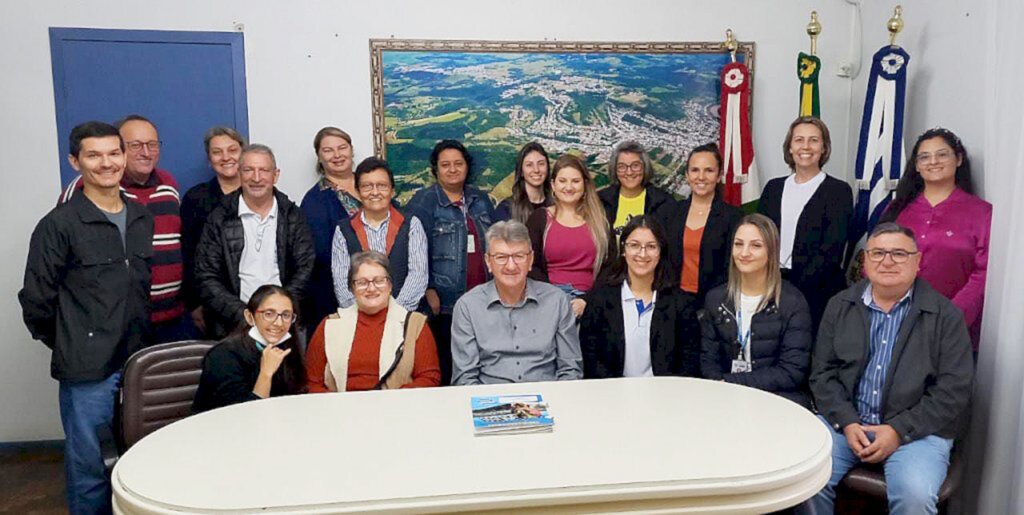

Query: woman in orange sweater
left=306, top=250, right=441, bottom=391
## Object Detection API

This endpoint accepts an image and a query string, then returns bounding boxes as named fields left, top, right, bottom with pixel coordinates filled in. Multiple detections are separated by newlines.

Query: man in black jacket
left=194, top=144, right=315, bottom=339
left=798, top=223, right=974, bottom=515
left=20, top=122, right=154, bottom=514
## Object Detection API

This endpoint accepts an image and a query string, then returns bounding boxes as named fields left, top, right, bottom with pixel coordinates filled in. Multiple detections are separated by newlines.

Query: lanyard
left=735, top=309, right=752, bottom=362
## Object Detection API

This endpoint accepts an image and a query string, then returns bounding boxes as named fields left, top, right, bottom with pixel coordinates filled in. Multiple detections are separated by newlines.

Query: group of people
left=20, top=113, right=990, bottom=515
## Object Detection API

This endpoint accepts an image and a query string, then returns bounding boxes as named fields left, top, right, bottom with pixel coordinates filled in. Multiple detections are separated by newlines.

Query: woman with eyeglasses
left=657, top=143, right=743, bottom=304
left=526, top=154, right=613, bottom=318
left=330, top=157, right=427, bottom=314
left=699, top=214, right=813, bottom=408
left=495, top=142, right=553, bottom=223
left=301, top=127, right=361, bottom=334
left=599, top=140, right=674, bottom=239
left=307, top=251, right=440, bottom=392
left=579, top=216, right=701, bottom=379
left=758, top=116, right=852, bottom=332
left=879, top=128, right=992, bottom=350
left=193, top=284, right=307, bottom=412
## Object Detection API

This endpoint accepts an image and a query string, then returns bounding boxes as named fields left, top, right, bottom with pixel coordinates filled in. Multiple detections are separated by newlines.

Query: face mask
left=248, top=326, right=292, bottom=351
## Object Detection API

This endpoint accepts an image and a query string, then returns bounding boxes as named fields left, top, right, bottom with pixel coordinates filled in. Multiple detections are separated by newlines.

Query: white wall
left=1, top=0, right=857, bottom=441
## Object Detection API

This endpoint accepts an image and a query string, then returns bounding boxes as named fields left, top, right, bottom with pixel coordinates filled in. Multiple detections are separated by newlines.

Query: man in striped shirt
left=800, top=223, right=974, bottom=515
left=60, top=115, right=189, bottom=343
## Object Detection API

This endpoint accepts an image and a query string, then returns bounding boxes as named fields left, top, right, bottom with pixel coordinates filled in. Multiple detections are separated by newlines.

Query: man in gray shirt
left=451, top=220, right=583, bottom=385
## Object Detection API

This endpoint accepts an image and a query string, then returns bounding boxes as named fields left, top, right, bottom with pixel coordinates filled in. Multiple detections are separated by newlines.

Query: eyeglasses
left=256, top=309, right=296, bottom=323
left=615, top=161, right=644, bottom=173
left=358, top=182, right=392, bottom=193
left=125, top=140, right=161, bottom=152
left=488, top=252, right=531, bottom=265
left=865, top=248, right=919, bottom=263
left=353, top=277, right=389, bottom=291
left=624, top=241, right=660, bottom=255
left=915, top=149, right=955, bottom=165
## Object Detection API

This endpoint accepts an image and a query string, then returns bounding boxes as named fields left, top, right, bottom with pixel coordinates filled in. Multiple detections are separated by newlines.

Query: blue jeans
left=59, top=372, right=122, bottom=515
left=553, top=283, right=586, bottom=299
left=797, top=415, right=953, bottom=515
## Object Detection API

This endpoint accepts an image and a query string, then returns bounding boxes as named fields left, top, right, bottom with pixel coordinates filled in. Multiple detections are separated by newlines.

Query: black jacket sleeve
left=698, top=307, right=727, bottom=381
left=193, top=345, right=260, bottom=412
left=283, top=207, right=316, bottom=303
left=672, top=293, right=702, bottom=377
left=18, top=217, right=65, bottom=348
left=809, top=296, right=862, bottom=429
left=579, top=296, right=613, bottom=379
left=887, top=304, right=975, bottom=442
left=526, top=208, right=549, bottom=282
left=195, top=213, right=245, bottom=326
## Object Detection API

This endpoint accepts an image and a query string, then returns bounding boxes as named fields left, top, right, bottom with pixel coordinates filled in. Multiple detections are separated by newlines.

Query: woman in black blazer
left=657, top=143, right=743, bottom=304
left=579, top=215, right=701, bottom=379
left=598, top=140, right=674, bottom=239
left=699, top=214, right=812, bottom=408
left=758, top=116, right=852, bottom=330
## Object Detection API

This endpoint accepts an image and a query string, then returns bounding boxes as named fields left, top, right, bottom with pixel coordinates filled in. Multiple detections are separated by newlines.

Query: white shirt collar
left=359, top=208, right=391, bottom=230
left=239, top=195, right=278, bottom=221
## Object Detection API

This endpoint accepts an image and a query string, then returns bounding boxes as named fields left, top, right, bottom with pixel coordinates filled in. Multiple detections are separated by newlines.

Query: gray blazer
left=810, top=278, right=974, bottom=443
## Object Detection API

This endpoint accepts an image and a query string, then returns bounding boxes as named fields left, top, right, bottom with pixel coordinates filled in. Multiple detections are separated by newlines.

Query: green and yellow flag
left=797, top=52, right=821, bottom=117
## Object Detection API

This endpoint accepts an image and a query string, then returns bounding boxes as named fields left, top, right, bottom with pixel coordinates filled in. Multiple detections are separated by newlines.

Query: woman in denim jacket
left=405, top=139, right=495, bottom=385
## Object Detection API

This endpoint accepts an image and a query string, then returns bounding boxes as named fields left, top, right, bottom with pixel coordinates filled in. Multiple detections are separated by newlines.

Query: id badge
left=467, top=234, right=477, bottom=253
left=731, top=359, right=752, bottom=373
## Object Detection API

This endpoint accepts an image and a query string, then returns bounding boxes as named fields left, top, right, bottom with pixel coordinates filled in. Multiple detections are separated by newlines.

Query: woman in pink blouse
left=527, top=154, right=613, bottom=318
left=881, top=128, right=992, bottom=349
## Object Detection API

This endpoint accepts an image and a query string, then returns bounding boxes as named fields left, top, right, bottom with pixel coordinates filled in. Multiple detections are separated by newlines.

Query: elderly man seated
left=798, top=222, right=974, bottom=515
left=451, top=220, right=583, bottom=385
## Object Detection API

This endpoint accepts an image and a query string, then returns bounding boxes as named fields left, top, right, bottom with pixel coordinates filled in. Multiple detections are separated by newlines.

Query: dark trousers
left=428, top=313, right=453, bottom=386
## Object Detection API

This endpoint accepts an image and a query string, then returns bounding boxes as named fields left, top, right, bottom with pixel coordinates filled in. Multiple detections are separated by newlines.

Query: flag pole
left=724, top=29, right=737, bottom=63
left=888, top=6, right=904, bottom=46
left=807, top=11, right=821, bottom=56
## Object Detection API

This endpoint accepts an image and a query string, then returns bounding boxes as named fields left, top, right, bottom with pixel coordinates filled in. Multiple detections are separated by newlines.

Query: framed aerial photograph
left=369, top=39, right=755, bottom=202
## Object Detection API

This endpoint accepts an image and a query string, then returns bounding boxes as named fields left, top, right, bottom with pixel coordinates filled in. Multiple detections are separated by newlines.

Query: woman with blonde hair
left=698, top=213, right=813, bottom=408
left=527, top=154, right=613, bottom=317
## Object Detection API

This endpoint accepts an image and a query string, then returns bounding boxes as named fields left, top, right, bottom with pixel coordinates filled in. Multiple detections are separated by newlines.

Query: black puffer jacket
left=195, top=190, right=315, bottom=338
left=698, top=280, right=813, bottom=408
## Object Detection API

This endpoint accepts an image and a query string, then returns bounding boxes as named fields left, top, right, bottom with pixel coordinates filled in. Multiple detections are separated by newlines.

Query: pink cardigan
left=895, top=188, right=992, bottom=348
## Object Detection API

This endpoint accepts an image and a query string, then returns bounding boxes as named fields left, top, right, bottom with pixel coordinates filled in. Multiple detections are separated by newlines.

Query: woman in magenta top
left=527, top=154, right=613, bottom=317
left=881, top=127, right=992, bottom=349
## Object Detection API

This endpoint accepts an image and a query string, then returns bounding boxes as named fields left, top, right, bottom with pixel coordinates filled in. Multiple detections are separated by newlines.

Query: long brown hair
left=726, top=214, right=782, bottom=312
left=549, top=154, right=610, bottom=279
left=509, top=142, right=553, bottom=223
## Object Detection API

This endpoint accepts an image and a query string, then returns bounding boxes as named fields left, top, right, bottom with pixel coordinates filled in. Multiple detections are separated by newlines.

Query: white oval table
left=112, top=377, right=831, bottom=514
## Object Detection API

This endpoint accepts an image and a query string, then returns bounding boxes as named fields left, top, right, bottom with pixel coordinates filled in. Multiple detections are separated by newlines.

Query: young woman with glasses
left=880, top=128, right=992, bottom=350
left=579, top=216, right=701, bottom=379
left=193, top=284, right=307, bottom=412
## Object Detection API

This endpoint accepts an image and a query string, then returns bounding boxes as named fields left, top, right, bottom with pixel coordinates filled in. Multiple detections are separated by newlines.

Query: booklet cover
left=471, top=394, right=554, bottom=436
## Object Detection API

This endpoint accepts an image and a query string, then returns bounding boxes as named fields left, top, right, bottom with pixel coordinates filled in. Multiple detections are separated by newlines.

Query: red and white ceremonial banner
left=718, top=61, right=760, bottom=208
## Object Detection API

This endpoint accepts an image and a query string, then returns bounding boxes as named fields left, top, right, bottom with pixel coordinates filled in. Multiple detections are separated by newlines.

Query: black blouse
left=192, top=333, right=299, bottom=413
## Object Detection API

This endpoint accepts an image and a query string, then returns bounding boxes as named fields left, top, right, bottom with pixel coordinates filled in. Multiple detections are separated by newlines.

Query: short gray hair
left=485, top=220, right=531, bottom=248
left=348, top=250, right=392, bottom=287
left=240, top=143, right=277, bottom=169
left=608, top=140, right=654, bottom=187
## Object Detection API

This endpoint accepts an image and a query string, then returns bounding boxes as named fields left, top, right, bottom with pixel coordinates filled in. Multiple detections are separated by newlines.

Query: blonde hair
left=726, top=214, right=782, bottom=312
left=548, top=154, right=610, bottom=279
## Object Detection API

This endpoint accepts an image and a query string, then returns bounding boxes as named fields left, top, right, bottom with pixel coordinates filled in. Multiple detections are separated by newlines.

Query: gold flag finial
left=725, top=29, right=738, bottom=62
left=807, top=11, right=822, bottom=55
left=888, top=6, right=904, bottom=46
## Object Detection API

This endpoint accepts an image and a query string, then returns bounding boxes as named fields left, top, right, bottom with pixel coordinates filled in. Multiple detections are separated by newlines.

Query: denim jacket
left=406, top=184, right=495, bottom=313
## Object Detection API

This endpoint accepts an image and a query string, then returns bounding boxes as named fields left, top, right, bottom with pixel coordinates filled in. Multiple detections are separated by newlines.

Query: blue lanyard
left=736, top=309, right=751, bottom=352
